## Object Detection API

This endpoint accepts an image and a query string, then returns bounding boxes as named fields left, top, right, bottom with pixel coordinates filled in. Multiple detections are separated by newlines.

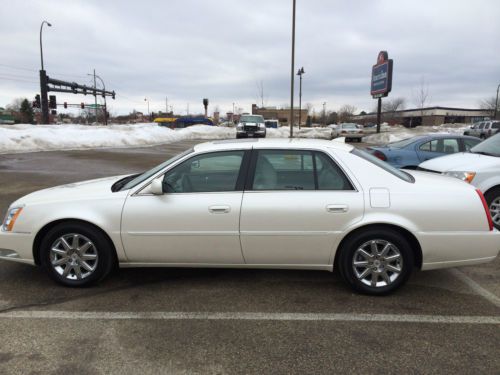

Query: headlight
left=259, top=123, right=265, bottom=128
left=444, top=171, right=476, bottom=183
left=2, top=207, right=24, bottom=232
left=236, top=124, right=243, bottom=128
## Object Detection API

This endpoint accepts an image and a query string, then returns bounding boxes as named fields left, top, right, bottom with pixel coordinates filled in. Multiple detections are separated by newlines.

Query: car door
left=239, top=149, right=364, bottom=266
left=121, top=150, right=249, bottom=264
left=417, top=138, right=460, bottom=162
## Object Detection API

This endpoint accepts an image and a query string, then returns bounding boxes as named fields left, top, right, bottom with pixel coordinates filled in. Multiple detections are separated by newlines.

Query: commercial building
left=251, top=104, right=308, bottom=126
left=353, top=106, right=491, bottom=127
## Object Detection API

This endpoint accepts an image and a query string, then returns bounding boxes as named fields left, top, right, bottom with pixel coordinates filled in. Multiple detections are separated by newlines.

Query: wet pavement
left=0, top=139, right=499, bottom=374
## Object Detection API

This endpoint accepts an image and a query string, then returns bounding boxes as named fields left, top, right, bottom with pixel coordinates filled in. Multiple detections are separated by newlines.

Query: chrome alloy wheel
left=490, top=197, right=500, bottom=226
left=50, top=233, right=98, bottom=280
left=352, top=239, right=403, bottom=288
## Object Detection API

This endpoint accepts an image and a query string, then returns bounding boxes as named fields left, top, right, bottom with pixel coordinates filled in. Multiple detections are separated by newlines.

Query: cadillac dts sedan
left=1, top=139, right=498, bottom=295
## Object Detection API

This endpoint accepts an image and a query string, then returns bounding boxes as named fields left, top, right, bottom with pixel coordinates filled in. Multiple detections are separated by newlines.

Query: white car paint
left=1, top=138, right=498, bottom=280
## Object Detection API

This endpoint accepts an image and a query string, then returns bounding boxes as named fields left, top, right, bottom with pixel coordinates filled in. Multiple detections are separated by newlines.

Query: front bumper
left=0, top=231, right=35, bottom=265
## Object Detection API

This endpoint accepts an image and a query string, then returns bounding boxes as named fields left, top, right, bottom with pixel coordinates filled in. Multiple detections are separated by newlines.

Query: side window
left=463, top=138, right=480, bottom=151
left=442, top=139, right=459, bottom=153
left=419, top=141, right=431, bottom=151
left=163, top=151, right=244, bottom=193
left=315, top=152, right=354, bottom=190
left=478, top=123, right=485, bottom=130
left=252, top=150, right=315, bottom=190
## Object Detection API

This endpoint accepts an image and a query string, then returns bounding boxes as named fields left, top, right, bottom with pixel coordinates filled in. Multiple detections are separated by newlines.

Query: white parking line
left=449, top=268, right=500, bottom=308
left=0, top=310, right=499, bottom=324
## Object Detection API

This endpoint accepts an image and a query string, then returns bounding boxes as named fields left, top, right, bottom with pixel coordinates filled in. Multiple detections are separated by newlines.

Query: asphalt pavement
left=0, top=139, right=499, bottom=375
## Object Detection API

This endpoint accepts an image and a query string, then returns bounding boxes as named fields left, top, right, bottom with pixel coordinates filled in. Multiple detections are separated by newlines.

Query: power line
left=0, top=75, right=38, bottom=84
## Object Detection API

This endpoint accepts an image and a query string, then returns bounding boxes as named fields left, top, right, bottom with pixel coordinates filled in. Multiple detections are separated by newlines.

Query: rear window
left=351, top=149, right=415, bottom=183
left=492, top=122, right=500, bottom=129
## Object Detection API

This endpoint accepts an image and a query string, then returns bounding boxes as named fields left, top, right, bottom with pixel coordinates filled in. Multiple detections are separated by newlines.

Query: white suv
left=236, top=115, right=266, bottom=138
left=419, top=133, right=500, bottom=229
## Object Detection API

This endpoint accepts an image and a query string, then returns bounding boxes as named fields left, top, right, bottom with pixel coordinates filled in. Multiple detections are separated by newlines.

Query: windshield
left=351, top=148, right=414, bottom=183
left=240, top=115, right=264, bottom=123
left=387, top=137, right=419, bottom=148
left=120, top=148, right=194, bottom=191
left=470, top=133, right=500, bottom=157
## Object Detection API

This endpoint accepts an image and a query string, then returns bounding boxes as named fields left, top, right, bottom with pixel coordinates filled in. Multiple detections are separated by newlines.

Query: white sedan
left=1, top=139, right=498, bottom=294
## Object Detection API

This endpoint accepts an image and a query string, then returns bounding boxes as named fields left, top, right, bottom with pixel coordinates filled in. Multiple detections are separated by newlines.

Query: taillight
left=476, top=189, right=493, bottom=231
left=373, top=150, right=387, bottom=161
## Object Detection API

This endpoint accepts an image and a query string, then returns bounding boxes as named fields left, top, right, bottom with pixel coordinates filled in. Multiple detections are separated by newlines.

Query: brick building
left=251, top=104, right=308, bottom=126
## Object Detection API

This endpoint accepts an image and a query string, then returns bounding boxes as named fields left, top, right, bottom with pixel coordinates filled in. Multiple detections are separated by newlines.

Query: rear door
left=417, top=138, right=460, bottom=162
left=239, top=149, right=364, bottom=266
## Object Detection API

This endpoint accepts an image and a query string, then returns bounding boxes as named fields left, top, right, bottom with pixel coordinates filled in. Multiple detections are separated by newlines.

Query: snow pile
left=0, top=123, right=234, bottom=154
left=364, top=123, right=469, bottom=144
left=268, top=127, right=333, bottom=139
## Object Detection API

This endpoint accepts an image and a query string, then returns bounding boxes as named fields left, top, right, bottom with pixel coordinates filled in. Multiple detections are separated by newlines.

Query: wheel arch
left=333, top=223, right=423, bottom=270
left=32, top=218, right=118, bottom=266
left=484, top=184, right=500, bottom=197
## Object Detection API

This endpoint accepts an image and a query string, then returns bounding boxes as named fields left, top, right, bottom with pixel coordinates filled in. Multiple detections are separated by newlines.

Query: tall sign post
left=371, top=51, right=393, bottom=133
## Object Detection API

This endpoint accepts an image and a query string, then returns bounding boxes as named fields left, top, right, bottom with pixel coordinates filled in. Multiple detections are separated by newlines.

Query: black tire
left=40, top=222, right=115, bottom=287
left=484, top=187, right=500, bottom=230
left=337, top=228, right=414, bottom=295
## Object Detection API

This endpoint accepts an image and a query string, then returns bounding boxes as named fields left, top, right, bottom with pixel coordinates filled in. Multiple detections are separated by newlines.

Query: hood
left=12, top=175, right=129, bottom=206
left=419, top=152, right=500, bottom=172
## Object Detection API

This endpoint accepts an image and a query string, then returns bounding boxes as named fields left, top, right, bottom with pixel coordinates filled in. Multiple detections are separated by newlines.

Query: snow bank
left=0, top=123, right=234, bottom=154
left=364, top=123, right=468, bottom=144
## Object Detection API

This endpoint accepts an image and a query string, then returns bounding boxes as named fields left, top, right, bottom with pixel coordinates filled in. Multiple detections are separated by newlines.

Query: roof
left=193, top=138, right=354, bottom=153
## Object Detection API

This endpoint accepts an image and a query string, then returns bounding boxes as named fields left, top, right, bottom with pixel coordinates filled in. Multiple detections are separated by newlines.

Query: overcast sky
left=1, top=0, right=499, bottom=116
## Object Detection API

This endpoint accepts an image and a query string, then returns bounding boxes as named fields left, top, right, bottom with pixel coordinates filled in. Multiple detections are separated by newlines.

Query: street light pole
left=289, top=0, right=297, bottom=138
left=39, top=20, right=52, bottom=124
left=495, top=83, right=500, bottom=120
left=88, top=73, right=108, bottom=125
left=144, top=98, right=150, bottom=119
left=297, top=67, right=305, bottom=129
left=323, top=102, right=326, bottom=127
left=93, top=69, right=98, bottom=124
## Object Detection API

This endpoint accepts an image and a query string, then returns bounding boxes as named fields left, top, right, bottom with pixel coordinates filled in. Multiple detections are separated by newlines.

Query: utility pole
left=289, top=0, right=296, bottom=138
left=323, top=102, right=326, bottom=127
left=93, top=69, right=98, bottom=124
left=495, top=83, right=500, bottom=120
left=165, top=96, right=168, bottom=114
left=187, top=103, right=189, bottom=116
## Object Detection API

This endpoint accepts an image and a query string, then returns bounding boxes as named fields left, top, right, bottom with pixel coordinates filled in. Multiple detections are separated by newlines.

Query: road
left=0, top=139, right=499, bottom=375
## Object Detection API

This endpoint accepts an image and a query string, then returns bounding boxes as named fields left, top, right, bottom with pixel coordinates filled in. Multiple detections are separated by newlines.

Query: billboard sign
left=371, top=51, right=393, bottom=98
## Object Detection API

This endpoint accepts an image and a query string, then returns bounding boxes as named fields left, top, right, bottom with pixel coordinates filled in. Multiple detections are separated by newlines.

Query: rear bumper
left=0, top=231, right=35, bottom=265
left=419, top=230, right=500, bottom=270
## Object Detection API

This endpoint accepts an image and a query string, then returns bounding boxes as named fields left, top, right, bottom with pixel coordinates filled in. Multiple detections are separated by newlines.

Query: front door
left=121, top=150, right=248, bottom=264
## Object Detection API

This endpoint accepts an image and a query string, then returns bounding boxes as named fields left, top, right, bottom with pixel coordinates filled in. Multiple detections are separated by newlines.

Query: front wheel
left=40, top=222, right=115, bottom=287
left=337, top=228, right=414, bottom=295
left=485, top=187, right=500, bottom=230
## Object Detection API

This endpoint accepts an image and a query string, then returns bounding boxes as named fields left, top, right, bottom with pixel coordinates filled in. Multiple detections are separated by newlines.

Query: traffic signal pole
left=40, top=70, right=50, bottom=124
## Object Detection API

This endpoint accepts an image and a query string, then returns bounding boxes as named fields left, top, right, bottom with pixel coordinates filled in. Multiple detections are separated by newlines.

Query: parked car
left=236, top=114, right=266, bottom=138
left=419, top=133, right=500, bottom=229
left=332, top=123, right=364, bottom=142
left=367, top=134, right=481, bottom=169
left=465, top=120, right=500, bottom=139
left=264, top=119, right=279, bottom=128
left=1, top=139, right=498, bottom=294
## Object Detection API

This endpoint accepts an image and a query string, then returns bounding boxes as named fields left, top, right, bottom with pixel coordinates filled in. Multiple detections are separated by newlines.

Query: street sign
left=371, top=51, right=393, bottom=98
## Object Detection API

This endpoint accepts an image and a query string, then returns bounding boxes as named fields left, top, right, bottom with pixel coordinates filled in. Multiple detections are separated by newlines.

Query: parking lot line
left=0, top=310, right=499, bottom=324
left=449, top=268, right=500, bottom=308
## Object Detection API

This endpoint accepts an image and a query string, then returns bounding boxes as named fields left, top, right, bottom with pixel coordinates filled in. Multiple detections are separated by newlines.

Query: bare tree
left=338, top=104, right=357, bottom=123
left=413, top=77, right=430, bottom=112
left=6, top=97, right=26, bottom=111
left=382, top=97, right=406, bottom=120
left=480, top=97, right=497, bottom=116
left=305, top=103, right=313, bottom=115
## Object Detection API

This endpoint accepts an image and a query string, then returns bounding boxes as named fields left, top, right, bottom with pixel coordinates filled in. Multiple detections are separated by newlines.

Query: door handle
left=326, top=204, right=348, bottom=213
left=209, top=205, right=230, bottom=214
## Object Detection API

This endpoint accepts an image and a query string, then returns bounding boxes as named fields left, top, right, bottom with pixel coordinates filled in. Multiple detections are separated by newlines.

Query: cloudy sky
left=1, top=0, right=499, bottom=116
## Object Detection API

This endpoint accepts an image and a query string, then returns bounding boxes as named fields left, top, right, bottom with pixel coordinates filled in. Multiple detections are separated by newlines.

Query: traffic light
left=49, top=95, right=57, bottom=109
left=80, top=103, right=85, bottom=109
left=34, top=95, right=41, bottom=108
left=112, top=91, right=115, bottom=100
left=64, top=102, right=67, bottom=109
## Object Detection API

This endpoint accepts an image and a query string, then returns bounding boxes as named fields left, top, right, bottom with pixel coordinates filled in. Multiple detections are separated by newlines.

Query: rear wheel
left=337, top=228, right=414, bottom=295
left=485, top=187, right=500, bottom=230
left=40, top=222, right=115, bottom=287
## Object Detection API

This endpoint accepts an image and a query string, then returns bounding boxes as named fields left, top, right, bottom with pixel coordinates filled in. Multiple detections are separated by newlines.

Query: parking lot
left=0, top=139, right=499, bottom=374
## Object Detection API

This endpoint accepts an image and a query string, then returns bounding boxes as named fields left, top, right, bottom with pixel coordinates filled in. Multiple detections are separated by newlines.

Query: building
left=353, top=106, right=491, bottom=127
left=251, top=104, right=308, bottom=126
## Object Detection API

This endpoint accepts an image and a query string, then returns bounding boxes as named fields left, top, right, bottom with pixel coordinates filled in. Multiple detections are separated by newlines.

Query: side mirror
left=150, top=177, right=164, bottom=195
